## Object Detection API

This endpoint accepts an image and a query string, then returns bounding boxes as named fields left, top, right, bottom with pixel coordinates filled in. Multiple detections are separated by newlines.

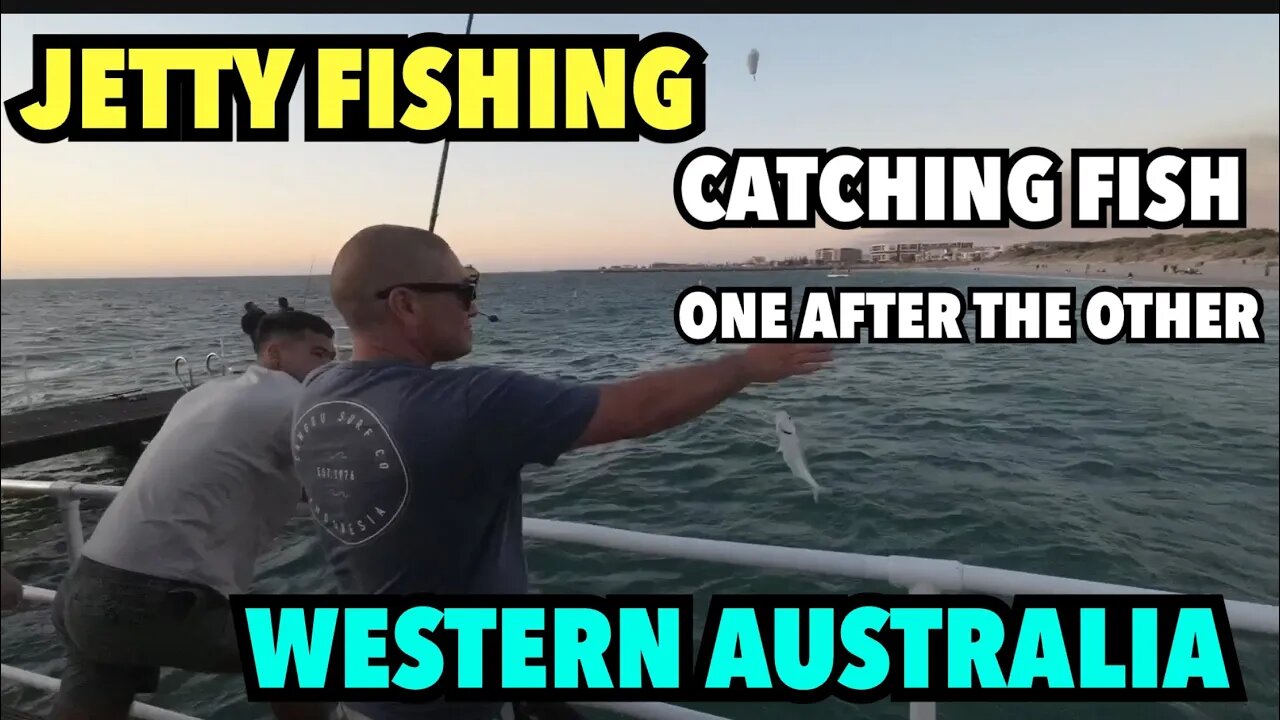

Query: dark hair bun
left=240, top=304, right=267, bottom=337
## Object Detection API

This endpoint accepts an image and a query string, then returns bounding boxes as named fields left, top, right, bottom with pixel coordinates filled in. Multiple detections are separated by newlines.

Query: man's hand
left=732, top=343, right=835, bottom=384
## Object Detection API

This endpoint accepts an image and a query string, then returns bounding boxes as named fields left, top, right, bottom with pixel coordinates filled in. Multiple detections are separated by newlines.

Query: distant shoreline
left=7, top=258, right=1274, bottom=286
left=920, top=260, right=1279, bottom=292
left=564, top=261, right=1280, bottom=291
left=575, top=265, right=844, bottom=274
left=5, top=228, right=1275, bottom=282
left=563, top=261, right=973, bottom=274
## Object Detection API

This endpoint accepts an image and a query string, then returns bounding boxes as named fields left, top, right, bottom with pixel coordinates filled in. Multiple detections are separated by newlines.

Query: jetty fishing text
left=2, top=34, right=707, bottom=143
left=674, top=148, right=1247, bottom=229
left=673, top=287, right=1266, bottom=344
left=229, top=593, right=1245, bottom=703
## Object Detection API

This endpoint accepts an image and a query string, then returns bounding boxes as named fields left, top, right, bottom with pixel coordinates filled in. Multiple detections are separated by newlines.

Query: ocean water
left=1, top=269, right=1277, bottom=720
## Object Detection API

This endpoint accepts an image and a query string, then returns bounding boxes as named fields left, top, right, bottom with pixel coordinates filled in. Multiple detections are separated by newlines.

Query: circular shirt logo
left=292, top=400, right=408, bottom=545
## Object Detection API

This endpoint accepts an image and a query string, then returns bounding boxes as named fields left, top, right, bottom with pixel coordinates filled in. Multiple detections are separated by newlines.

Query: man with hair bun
left=49, top=309, right=340, bottom=720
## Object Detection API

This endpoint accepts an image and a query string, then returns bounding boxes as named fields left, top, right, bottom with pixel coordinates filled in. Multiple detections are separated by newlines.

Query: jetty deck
left=0, top=388, right=185, bottom=469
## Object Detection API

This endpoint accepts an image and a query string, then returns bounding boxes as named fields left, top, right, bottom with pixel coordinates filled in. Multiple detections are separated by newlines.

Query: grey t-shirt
left=83, top=365, right=303, bottom=597
left=291, top=359, right=600, bottom=719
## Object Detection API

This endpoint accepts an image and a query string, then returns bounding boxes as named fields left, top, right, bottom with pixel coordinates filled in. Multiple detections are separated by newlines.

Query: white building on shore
left=815, top=247, right=863, bottom=264
left=869, top=241, right=1002, bottom=263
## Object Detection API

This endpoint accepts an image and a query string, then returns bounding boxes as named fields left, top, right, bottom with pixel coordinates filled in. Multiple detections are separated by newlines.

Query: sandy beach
left=923, top=258, right=1279, bottom=291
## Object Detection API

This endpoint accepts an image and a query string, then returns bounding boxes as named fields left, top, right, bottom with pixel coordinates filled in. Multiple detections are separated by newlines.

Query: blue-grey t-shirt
left=290, top=360, right=600, bottom=719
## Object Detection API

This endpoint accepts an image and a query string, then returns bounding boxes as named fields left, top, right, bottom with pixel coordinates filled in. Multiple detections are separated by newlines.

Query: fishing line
left=299, top=254, right=317, bottom=310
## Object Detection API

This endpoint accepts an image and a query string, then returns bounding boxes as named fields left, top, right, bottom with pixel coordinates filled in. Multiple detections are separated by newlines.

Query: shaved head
left=331, top=224, right=479, bottom=364
left=331, top=224, right=457, bottom=330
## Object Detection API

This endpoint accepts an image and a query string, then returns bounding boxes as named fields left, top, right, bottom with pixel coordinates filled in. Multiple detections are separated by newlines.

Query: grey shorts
left=50, top=556, right=243, bottom=716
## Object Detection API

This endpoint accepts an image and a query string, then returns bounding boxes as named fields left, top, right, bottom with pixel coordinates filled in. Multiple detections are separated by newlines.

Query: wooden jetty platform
left=0, top=389, right=186, bottom=469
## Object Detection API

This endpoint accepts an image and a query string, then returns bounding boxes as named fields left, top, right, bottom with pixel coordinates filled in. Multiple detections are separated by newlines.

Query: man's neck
left=350, top=335, right=435, bottom=366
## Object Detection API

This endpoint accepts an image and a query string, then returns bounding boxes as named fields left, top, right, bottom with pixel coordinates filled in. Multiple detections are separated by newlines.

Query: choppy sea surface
left=1, top=269, right=1277, bottom=720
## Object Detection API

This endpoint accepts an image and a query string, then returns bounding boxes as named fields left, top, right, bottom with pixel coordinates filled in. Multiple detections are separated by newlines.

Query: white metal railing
left=0, top=479, right=726, bottom=720
left=2, top=478, right=1278, bottom=720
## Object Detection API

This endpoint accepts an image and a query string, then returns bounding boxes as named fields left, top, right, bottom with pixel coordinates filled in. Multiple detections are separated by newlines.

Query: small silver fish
left=774, top=410, right=828, bottom=502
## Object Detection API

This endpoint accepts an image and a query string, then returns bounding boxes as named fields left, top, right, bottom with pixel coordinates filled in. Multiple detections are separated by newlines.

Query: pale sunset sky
left=1, top=13, right=1277, bottom=279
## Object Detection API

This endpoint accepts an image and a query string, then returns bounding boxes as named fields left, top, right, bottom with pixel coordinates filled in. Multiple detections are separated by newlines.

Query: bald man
left=291, top=224, right=834, bottom=720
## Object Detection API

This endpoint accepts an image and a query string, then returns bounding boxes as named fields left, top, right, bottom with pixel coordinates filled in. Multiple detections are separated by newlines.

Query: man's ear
left=262, top=342, right=282, bottom=369
left=387, top=289, right=417, bottom=319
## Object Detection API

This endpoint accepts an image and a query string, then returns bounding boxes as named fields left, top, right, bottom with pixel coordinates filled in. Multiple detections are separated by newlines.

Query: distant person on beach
left=48, top=309, right=338, bottom=720
left=278, top=296, right=293, bottom=311
left=290, top=223, right=834, bottom=720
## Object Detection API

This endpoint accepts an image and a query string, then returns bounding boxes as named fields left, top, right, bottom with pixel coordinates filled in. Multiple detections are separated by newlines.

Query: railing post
left=51, top=481, right=85, bottom=563
left=908, top=583, right=938, bottom=720
left=61, top=497, right=85, bottom=562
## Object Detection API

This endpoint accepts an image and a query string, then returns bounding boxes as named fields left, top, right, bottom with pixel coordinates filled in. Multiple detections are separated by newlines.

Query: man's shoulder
left=234, top=366, right=303, bottom=409
left=296, top=361, right=513, bottom=411
left=244, top=364, right=303, bottom=392
left=463, top=365, right=599, bottom=414
left=170, top=366, right=294, bottom=412
left=454, top=363, right=539, bottom=385
left=199, top=368, right=299, bottom=431
left=301, top=360, right=403, bottom=391
left=449, top=364, right=593, bottom=401
left=305, top=360, right=530, bottom=387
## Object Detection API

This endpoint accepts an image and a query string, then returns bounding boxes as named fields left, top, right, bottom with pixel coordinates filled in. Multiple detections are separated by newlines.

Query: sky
left=1, top=13, right=1278, bottom=279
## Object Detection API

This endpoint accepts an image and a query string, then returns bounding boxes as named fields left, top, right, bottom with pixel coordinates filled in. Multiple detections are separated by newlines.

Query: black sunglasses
left=374, top=282, right=477, bottom=307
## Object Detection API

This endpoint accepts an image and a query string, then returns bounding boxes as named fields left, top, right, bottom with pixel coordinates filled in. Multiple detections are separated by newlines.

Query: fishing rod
left=429, top=12, right=475, bottom=234
left=282, top=16, right=477, bottom=321
left=426, top=13, right=498, bottom=324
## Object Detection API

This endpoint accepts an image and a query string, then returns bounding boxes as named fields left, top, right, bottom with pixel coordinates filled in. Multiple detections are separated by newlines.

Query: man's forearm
left=607, top=352, right=751, bottom=439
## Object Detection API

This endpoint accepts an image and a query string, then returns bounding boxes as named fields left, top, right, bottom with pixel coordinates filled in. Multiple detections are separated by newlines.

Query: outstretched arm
left=572, top=344, right=832, bottom=449
left=466, top=344, right=832, bottom=470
